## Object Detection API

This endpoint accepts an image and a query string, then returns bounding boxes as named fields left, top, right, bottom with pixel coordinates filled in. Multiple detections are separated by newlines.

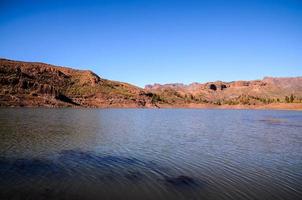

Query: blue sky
left=0, top=0, right=302, bottom=87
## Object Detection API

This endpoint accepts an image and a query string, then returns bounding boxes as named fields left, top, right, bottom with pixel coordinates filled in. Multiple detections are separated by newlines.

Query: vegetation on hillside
left=1, top=58, right=302, bottom=108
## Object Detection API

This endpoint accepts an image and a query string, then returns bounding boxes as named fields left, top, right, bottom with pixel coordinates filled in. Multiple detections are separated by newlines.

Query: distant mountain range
left=1, top=58, right=302, bottom=110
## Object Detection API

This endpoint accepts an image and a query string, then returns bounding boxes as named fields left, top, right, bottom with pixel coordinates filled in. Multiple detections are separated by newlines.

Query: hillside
left=145, top=77, right=302, bottom=107
left=1, top=58, right=302, bottom=109
left=0, top=59, right=156, bottom=108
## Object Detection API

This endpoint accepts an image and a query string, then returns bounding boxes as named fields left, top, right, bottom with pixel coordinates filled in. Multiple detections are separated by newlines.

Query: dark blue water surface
left=0, top=108, right=302, bottom=200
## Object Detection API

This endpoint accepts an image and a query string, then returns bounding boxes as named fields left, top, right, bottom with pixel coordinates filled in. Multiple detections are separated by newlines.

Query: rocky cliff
left=1, top=58, right=302, bottom=109
left=0, top=59, right=155, bottom=108
left=145, top=77, right=302, bottom=107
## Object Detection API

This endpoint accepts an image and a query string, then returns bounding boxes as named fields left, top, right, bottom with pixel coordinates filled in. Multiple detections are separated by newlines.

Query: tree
left=290, top=94, right=294, bottom=103
left=151, top=94, right=161, bottom=104
left=285, top=96, right=290, bottom=103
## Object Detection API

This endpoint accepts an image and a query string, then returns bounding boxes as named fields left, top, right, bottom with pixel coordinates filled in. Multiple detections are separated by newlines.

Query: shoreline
left=157, top=103, right=302, bottom=111
left=1, top=103, right=302, bottom=111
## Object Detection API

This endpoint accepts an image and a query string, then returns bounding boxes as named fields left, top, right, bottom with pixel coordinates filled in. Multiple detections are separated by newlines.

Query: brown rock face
left=145, top=77, right=302, bottom=106
left=0, top=59, right=156, bottom=108
left=1, top=58, right=302, bottom=108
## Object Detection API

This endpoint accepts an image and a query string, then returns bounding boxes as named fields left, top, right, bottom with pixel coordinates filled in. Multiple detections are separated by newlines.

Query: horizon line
left=1, top=57, right=301, bottom=88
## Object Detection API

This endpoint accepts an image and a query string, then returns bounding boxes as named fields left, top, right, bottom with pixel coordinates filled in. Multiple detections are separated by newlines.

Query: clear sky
left=0, top=0, right=302, bottom=87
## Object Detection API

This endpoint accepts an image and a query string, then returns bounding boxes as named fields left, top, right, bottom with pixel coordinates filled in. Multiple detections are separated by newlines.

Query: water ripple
left=0, top=108, right=302, bottom=200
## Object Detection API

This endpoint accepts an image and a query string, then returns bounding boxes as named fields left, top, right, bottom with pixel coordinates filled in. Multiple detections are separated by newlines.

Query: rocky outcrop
left=0, top=59, right=157, bottom=108
left=205, top=82, right=229, bottom=91
left=145, top=77, right=302, bottom=106
left=1, top=58, right=302, bottom=108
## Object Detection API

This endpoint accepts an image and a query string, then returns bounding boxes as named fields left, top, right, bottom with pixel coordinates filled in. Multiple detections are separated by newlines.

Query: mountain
left=1, top=58, right=302, bottom=109
left=145, top=77, right=302, bottom=106
left=0, top=59, right=156, bottom=108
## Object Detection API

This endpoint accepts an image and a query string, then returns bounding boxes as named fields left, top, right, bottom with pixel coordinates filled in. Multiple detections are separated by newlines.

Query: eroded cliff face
left=145, top=78, right=302, bottom=106
left=1, top=58, right=302, bottom=108
left=0, top=59, right=155, bottom=108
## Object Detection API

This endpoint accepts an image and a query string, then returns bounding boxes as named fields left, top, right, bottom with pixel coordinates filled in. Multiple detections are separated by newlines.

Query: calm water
left=0, top=108, right=302, bottom=200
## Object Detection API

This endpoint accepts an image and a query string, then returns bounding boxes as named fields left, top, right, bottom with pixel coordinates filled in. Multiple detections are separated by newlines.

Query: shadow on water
left=164, top=175, right=201, bottom=188
left=0, top=150, right=204, bottom=199
left=243, top=116, right=302, bottom=128
left=0, top=157, right=64, bottom=178
left=259, top=118, right=302, bottom=128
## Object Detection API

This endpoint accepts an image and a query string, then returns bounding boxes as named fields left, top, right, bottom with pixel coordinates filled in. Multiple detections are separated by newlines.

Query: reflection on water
left=0, top=108, right=302, bottom=200
left=0, top=149, right=203, bottom=200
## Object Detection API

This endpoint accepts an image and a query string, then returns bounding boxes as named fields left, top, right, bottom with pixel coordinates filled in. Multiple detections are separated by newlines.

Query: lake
left=0, top=108, right=302, bottom=200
